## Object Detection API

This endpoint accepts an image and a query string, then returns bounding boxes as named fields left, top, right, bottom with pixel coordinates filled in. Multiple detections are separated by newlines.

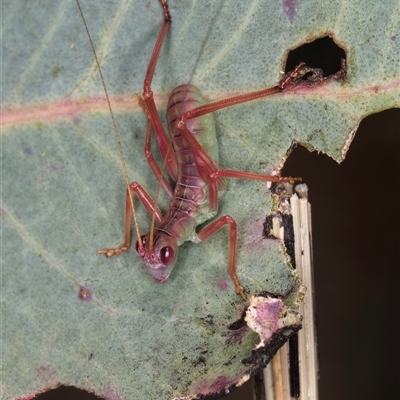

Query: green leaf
left=2, top=0, right=399, bottom=399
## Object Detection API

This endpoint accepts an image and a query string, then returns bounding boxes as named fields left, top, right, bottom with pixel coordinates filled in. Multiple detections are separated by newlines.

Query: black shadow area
left=283, top=108, right=400, bottom=400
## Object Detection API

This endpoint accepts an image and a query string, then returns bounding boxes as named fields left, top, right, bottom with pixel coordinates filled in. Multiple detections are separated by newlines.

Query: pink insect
left=77, top=0, right=305, bottom=299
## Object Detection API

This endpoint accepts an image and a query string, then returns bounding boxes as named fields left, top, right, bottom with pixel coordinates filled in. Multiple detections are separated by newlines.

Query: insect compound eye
left=160, top=246, right=174, bottom=266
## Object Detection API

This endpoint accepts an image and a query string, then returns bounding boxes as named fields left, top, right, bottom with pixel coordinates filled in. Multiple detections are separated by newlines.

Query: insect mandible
left=77, top=0, right=306, bottom=299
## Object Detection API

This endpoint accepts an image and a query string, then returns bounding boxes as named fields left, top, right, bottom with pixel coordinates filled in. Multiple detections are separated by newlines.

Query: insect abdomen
left=167, top=84, right=219, bottom=168
left=162, top=84, right=222, bottom=232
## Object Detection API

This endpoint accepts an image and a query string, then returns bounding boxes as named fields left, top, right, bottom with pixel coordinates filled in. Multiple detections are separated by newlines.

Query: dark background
left=37, top=107, right=399, bottom=400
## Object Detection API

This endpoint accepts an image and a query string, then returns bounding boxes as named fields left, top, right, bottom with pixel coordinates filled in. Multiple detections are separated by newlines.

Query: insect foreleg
left=197, top=216, right=245, bottom=299
left=97, top=182, right=163, bottom=258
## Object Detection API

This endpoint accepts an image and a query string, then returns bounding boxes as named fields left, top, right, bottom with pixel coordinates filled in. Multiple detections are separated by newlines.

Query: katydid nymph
left=77, top=0, right=306, bottom=299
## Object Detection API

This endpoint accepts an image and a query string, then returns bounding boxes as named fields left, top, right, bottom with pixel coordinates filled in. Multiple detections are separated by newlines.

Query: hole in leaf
left=285, top=36, right=346, bottom=77
left=228, top=311, right=247, bottom=330
left=35, top=386, right=102, bottom=400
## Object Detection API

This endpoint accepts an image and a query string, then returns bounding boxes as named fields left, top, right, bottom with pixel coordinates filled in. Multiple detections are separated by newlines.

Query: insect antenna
left=76, top=0, right=143, bottom=251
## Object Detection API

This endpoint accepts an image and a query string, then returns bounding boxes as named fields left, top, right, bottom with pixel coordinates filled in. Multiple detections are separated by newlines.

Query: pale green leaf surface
left=2, top=0, right=399, bottom=399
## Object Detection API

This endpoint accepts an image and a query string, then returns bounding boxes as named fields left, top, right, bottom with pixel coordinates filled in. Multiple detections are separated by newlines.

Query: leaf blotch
left=78, top=285, right=92, bottom=301
left=217, top=279, right=229, bottom=291
left=283, top=0, right=298, bottom=23
left=51, top=66, right=64, bottom=78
